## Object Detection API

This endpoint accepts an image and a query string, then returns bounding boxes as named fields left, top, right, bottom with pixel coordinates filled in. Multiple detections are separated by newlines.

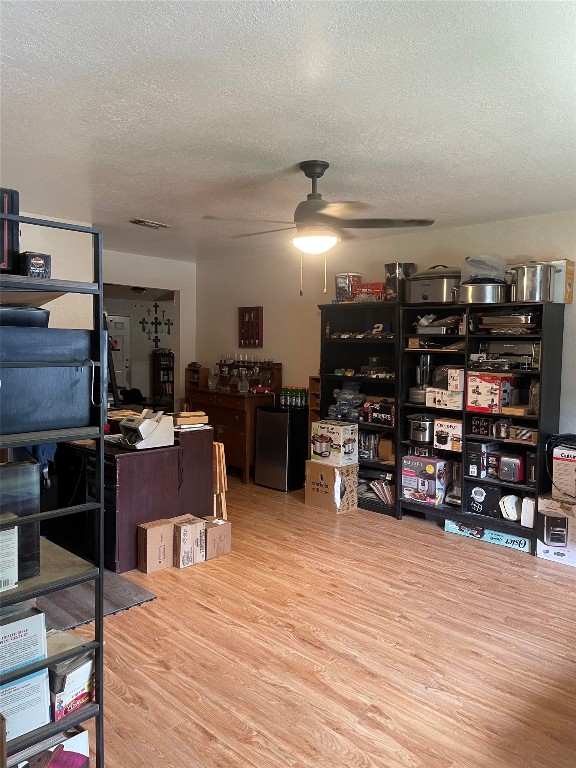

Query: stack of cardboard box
left=305, top=421, right=359, bottom=514
left=138, top=514, right=232, bottom=574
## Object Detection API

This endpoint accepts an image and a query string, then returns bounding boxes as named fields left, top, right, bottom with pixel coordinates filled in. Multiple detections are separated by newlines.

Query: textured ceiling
left=1, top=1, right=575, bottom=262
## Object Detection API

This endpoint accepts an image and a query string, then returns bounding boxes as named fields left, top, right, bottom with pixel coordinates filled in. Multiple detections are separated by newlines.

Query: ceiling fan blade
left=229, top=226, right=296, bottom=239
left=318, top=201, right=369, bottom=218
left=335, top=229, right=356, bottom=241
left=335, top=218, right=435, bottom=229
left=203, top=215, right=293, bottom=224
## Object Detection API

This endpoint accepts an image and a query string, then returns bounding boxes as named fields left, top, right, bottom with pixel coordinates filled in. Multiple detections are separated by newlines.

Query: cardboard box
left=433, top=419, right=462, bottom=451
left=15, top=726, right=89, bottom=768
left=0, top=522, right=18, bottom=592
left=508, top=425, right=538, bottom=445
left=425, top=388, right=463, bottom=410
left=466, top=441, right=500, bottom=479
left=537, top=494, right=576, bottom=567
left=552, top=445, right=576, bottom=502
left=310, top=421, right=358, bottom=466
left=466, top=373, right=518, bottom=414
left=137, top=519, right=174, bottom=573
left=401, top=456, right=453, bottom=506
left=305, top=461, right=358, bottom=513
left=550, top=258, right=574, bottom=304
left=0, top=607, right=50, bottom=741
left=172, top=515, right=206, bottom=567
left=445, top=519, right=531, bottom=553
left=464, top=480, right=502, bottom=517
left=204, top=517, right=232, bottom=560
left=447, top=368, right=465, bottom=392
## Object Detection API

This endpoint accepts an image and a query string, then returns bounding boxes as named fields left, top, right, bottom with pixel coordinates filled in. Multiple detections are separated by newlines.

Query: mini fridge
left=254, top=407, right=308, bottom=491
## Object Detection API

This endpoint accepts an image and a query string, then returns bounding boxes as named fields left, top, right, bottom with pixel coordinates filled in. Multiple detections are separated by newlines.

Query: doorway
left=107, top=315, right=131, bottom=389
left=103, top=284, right=177, bottom=402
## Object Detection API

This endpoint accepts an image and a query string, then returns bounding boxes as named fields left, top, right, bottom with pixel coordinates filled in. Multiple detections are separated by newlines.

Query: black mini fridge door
left=254, top=407, right=308, bottom=492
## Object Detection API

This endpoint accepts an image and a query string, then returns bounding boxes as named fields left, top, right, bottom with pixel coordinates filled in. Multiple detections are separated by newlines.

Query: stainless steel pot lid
left=406, top=264, right=461, bottom=280
left=460, top=276, right=507, bottom=284
left=407, top=413, right=435, bottom=423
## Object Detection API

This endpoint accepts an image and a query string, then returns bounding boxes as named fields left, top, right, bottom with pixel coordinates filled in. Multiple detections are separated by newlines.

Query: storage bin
left=0, top=327, right=94, bottom=434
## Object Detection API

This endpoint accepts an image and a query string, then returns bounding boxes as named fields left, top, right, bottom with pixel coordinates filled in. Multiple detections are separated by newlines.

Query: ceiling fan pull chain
left=300, top=253, right=304, bottom=296
left=324, top=252, right=327, bottom=293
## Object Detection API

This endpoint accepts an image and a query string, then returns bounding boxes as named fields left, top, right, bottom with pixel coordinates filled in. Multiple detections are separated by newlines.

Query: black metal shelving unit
left=397, top=301, right=565, bottom=552
left=0, top=212, right=105, bottom=765
left=318, top=302, right=400, bottom=516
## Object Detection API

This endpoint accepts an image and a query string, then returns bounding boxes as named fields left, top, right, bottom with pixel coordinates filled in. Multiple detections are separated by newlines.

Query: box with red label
left=50, top=654, right=95, bottom=721
left=402, top=456, right=453, bottom=506
left=466, top=373, right=519, bottom=414
left=351, top=282, right=385, bottom=301
left=552, top=446, right=576, bottom=501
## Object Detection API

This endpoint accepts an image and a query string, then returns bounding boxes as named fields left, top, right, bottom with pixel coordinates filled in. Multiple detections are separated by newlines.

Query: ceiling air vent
left=128, top=218, right=171, bottom=230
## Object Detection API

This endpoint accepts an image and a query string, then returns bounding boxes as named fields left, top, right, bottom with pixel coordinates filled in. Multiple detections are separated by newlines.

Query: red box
left=352, top=282, right=385, bottom=301
left=466, top=373, right=518, bottom=414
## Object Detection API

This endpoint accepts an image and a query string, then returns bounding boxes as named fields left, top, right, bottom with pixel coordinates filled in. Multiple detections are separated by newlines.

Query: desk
left=54, top=427, right=213, bottom=573
left=185, top=390, right=274, bottom=483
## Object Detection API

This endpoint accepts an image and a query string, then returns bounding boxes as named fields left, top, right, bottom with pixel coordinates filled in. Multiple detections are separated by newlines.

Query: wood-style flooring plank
left=96, top=479, right=576, bottom=767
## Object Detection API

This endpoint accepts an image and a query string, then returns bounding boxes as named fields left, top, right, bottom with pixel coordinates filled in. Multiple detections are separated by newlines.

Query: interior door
left=107, top=315, right=131, bottom=389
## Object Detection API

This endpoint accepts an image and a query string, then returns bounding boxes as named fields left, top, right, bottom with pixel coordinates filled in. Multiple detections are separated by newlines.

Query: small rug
left=37, top=570, right=156, bottom=631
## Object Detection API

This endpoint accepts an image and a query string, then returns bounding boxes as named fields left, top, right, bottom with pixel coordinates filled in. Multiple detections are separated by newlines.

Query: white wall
left=103, top=249, right=197, bottom=404
left=196, top=210, right=576, bottom=431
left=19, top=212, right=94, bottom=328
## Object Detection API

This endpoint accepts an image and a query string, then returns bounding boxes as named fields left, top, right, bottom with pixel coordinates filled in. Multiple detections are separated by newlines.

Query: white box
left=425, top=388, right=463, bottom=411
left=447, top=369, right=465, bottom=392
left=537, top=494, right=576, bottom=568
left=433, top=419, right=463, bottom=451
left=0, top=608, right=50, bottom=741
left=310, top=421, right=358, bottom=466
left=0, top=523, right=18, bottom=592
left=552, top=446, right=576, bottom=502
left=14, top=726, right=89, bottom=768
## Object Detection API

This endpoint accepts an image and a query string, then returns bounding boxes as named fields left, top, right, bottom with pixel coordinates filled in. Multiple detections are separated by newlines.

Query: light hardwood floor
left=92, top=479, right=576, bottom=767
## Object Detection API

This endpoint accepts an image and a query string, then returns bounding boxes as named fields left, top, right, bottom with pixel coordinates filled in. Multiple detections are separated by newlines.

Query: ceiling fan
left=204, top=160, right=434, bottom=254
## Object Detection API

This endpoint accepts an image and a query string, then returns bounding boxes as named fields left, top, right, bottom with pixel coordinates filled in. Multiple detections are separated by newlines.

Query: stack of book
left=173, top=411, right=209, bottom=427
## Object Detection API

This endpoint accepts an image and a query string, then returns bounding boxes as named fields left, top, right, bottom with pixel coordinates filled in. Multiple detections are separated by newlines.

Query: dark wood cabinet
left=186, top=389, right=274, bottom=482
left=55, top=427, right=213, bottom=572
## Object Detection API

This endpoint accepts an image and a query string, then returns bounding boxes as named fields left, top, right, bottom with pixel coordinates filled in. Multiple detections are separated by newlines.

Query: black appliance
left=254, top=407, right=308, bottom=491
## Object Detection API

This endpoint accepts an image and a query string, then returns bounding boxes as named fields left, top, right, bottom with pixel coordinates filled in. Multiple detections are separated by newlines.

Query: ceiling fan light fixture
left=291, top=227, right=340, bottom=254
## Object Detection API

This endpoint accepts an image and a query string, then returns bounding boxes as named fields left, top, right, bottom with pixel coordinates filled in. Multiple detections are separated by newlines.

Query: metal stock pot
left=508, top=262, right=559, bottom=302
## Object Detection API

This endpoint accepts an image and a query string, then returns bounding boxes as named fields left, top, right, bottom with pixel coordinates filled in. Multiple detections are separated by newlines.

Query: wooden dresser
left=186, top=389, right=274, bottom=482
